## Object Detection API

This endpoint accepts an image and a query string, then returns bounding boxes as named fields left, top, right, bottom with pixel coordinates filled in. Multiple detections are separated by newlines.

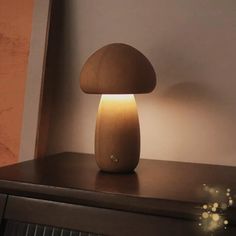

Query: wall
left=0, top=0, right=34, bottom=165
left=46, top=0, right=236, bottom=166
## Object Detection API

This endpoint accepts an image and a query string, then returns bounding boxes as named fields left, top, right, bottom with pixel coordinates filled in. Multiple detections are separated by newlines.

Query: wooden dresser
left=0, top=152, right=235, bottom=235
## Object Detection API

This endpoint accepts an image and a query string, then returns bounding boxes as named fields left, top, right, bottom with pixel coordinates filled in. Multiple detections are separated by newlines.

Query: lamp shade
left=80, top=43, right=156, bottom=94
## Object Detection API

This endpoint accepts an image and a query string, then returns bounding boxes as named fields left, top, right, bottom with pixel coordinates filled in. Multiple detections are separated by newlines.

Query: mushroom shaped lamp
left=80, top=43, right=156, bottom=173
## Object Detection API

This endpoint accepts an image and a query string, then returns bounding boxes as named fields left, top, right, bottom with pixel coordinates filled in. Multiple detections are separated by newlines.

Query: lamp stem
left=95, top=94, right=140, bottom=173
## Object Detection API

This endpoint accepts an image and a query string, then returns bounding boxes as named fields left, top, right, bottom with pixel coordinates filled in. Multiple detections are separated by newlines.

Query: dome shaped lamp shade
left=80, top=43, right=156, bottom=173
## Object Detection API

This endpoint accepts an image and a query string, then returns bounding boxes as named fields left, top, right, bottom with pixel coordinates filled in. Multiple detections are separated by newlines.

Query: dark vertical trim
left=0, top=194, right=8, bottom=235
left=35, top=0, right=66, bottom=158
left=19, top=0, right=53, bottom=161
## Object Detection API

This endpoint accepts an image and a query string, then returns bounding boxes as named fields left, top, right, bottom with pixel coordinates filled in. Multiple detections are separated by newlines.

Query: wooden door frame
left=19, top=0, right=52, bottom=161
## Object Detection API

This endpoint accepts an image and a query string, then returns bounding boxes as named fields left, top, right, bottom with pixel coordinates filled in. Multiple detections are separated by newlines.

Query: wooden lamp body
left=80, top=43, right=156, bottom=173
left=95, top=94, right=140, bottom=173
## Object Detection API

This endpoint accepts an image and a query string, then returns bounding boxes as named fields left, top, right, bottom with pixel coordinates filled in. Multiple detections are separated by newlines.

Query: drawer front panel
left=3, top=220, right=101, bottom=236
left=0, top=194, right=7, bottom=221
left=4, top=195, right=236, bottom=236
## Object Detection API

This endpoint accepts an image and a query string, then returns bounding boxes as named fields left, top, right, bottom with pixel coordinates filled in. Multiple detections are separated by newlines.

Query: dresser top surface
left=0, top=152, right=235, bottom=220
left=0, top=152, right=235, bottom=201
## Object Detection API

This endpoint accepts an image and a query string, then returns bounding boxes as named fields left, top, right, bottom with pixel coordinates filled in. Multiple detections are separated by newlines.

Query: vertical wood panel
left=19, top=0, right=52, bottom=161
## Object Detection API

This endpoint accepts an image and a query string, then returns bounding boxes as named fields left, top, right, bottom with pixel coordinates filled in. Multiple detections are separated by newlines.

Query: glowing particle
left=229, top=199, right=233, bottom=206
left=224, top=220, right=229, bottom=225
left=209, top=188, right=215, bottom=194
left=212, top=207, right=216, bottom=212
left=199, top=185, right=234, bottom=232
left=209, top=221, right=218, bottom=229
left=202, top=212, right=209, bottom=219
left=212, top=213, right=220, bottom=221
left=204, top=186, right=209, bottom=191
left=221, top=203, right=228, bottom=210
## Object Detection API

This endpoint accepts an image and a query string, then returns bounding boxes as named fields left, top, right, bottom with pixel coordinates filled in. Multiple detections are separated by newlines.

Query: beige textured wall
left=0, top=0, right=34, bottom=166
left=46, top=0, right=236, bottom=166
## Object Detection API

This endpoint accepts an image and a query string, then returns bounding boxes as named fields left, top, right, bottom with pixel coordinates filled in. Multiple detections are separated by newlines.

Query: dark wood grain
left=80, top=43, right=156, bottom=94
left=5, top=196, right=201, bottom=236
left=0, top=194, right=7, bottom=221
left=0, top=194, right=7, bottom=236
left=3, top=220, right=99, bottom=236
left=0, top=152, right=235, bottom=224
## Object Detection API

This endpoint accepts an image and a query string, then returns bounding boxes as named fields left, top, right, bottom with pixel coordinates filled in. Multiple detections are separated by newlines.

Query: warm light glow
left=224, top=220, right=228, bottom=225
left=212, top=207, right=216, bottom=212
left=95, top=93, right=140, bottom=172
left=198, top=184, right=235, bottom=233
left=99, top=94, right=137, bottom=115
left=202, top=212, right=209, bottom=219
left=99, top=94, right=137, bottom=118
left=101, top=94, right=134, bottom=102
left=212, top=214, right=220, bottom=222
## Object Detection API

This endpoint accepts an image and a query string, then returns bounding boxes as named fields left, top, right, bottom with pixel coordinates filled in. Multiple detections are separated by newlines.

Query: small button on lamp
left=80, top=43, right=156, bottom=173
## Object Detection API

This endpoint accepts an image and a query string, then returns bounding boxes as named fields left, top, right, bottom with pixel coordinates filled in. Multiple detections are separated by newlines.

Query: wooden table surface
left=0, top=152, right=235, bottom=223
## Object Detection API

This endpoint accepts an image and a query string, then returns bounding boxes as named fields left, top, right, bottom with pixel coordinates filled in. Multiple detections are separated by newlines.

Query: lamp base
left=95, top=94, right=140, bottom=173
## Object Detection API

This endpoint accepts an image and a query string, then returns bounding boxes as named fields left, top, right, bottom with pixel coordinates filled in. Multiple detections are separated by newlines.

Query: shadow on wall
left=43, top=0, right=236, bottom=166
left=162, top=82, right=216, bottom=102
left=140, top=81, right=236, bottom=166
left=138, top=24, right=236, bottom=165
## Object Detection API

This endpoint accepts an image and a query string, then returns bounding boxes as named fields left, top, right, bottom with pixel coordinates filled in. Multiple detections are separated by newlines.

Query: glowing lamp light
left=80, top=43, right=156, bottom=173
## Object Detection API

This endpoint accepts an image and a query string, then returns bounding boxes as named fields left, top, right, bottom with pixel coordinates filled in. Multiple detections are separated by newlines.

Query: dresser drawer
left=3, top=195, right=203, bottom=236
left=5, top=195, right=236, bottom=236
left=0, top=153, right=235, bottom=235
